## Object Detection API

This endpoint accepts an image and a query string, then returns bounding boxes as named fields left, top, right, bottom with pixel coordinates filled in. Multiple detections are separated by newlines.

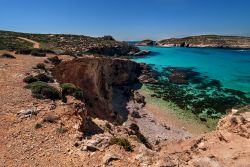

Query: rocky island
left=135, top=39, right=156, bottom=46
left=136, top=35, right=250, bottom=49
left=0, top=30, right=250, bottom=166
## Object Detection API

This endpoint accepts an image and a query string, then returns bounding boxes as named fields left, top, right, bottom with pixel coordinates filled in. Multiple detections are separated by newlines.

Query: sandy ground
left=139, top=88, right=212, bottom=136
left=0, top=51, right=86, bottom=166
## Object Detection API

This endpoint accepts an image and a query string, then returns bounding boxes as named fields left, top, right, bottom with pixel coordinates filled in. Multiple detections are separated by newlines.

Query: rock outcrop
left=157, top=35, right=250, bottom=49
left=52, top=56, right=142, bottom=122
left=128, top=50, right=151, bottom=56
left=135, top=39, right=155, bottom=46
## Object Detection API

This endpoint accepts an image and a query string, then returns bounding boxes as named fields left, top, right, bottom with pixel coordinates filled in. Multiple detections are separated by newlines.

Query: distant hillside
left=157, top=35, right=250, bottom=49
left=0, top=30, right=140, bottom=56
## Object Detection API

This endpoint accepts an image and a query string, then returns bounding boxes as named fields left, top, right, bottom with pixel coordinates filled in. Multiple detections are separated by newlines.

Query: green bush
left=61, top=83, right=84, bottom=100
left=48, top=56, right=61, bottom=65
left=35, top=123, right=42, bottom=129
left=56, top=126, right=67, bottom=134
left=23, top=76, right=38, bottom=83
left=25, top=81, right=61, bottom=100
left=24, top=74, right=53, bottom=84
left=35, top=63, right=46, bottom=70
left=110, top=137, right=133, bottom=152
left=16, top=49, right=48, bottom=57
left=1, top=53, right=16, bottom=59
left=31, top=49, right=46, bottom=57
left=62, top=51, right=76, bottom=57
left=61, top=83, right=77, bottom=95
left=15, top=49, right=32, bottom=55
left=35, top=74, right=53, bottom=82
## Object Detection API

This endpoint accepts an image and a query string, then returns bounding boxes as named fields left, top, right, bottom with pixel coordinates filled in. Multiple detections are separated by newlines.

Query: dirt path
left=18, top=37, right=40, bottom=48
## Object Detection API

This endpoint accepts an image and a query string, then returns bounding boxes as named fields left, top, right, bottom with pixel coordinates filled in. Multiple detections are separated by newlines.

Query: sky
left=0, top=0, right=250, bottom=40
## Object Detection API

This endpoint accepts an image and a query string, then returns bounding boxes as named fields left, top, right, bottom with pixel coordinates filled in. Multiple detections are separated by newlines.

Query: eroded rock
left=17, top=108, right=39, bottom=119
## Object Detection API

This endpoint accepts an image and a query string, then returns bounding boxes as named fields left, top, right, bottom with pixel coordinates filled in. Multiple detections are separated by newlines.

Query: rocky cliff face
left=52, top=56, right=141, bottom=122
left=157, top=35, right=250, bottom=49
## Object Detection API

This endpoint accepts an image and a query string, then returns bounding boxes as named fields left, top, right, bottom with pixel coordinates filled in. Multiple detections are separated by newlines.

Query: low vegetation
left=34, top=123, right=43, bottom=129
left=0, top=32, right=33, bottom=50
left=25, top=81, right=61, bottom=100
left=0, top=53, right=16, bottom=59
left=24, top=74, right=53, bottom=84
left=35, top=63, right=46, bottom=70
left=110, top=137, right=133, bottom=152
left=0, top=30, right=139, bottom=56
left=47, top=56, right=61, bottom=65
left=15, top=48, right=52, bottom=57
left=61, top=83, right=84, bottom=100
left=30, top=49, right=46, bottom=57
left=23, top=76, right=39, bottom=84
left=56, top=126, right=67, bottom=134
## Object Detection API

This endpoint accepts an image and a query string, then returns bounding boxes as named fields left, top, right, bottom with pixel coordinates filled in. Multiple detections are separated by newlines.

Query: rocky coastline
left=0, top=31, right=250, bottom=166
left=136, top=35, right=250, bottom=49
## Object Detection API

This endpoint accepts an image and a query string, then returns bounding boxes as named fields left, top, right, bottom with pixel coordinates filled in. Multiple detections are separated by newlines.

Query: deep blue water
left=133, top=46, right=250, bottom=119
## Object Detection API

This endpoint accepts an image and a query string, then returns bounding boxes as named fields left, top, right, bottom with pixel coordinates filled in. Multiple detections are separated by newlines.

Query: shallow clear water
left=136, top=47, right=250, bottom=94
left=133, top=46, right=250, bottom=119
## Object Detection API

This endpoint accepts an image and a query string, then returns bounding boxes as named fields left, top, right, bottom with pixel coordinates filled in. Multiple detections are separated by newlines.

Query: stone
left=17, top=108, right=38, bottom=119
left=81, top=145, right=98, bottom=152
left=103, top=154, right=120, bottom=165
left=162, top=124, right=171, bottom=130
left=133, top=50, right=151, bottom=56
left=131, top=111, right=141, bottom=118
left=188, top=157, right=222, bottom=167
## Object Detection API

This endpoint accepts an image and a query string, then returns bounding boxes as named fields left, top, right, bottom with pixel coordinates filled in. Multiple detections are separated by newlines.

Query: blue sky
left=0, top=0, right=250, bottom=40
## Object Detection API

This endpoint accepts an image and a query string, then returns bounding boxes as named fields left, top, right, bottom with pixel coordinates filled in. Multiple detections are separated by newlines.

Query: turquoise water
left=133, top=46, right=250, bottom=118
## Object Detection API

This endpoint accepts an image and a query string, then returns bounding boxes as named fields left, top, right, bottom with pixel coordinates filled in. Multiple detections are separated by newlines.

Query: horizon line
left=1, top=29, right=250, bottom=41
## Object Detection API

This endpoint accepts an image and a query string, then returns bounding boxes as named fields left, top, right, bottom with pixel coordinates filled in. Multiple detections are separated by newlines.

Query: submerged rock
left=132, top=50, right=151, bottom=56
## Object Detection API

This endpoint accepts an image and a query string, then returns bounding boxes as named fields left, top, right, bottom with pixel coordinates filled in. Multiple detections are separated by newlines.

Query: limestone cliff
left=52, top=56, right=141, bottom=122
left=157, top=35, right=250, bottom=49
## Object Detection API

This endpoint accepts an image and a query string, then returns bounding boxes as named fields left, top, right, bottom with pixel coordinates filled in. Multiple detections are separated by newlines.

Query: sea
left=133, top=46, right=250, bottom=119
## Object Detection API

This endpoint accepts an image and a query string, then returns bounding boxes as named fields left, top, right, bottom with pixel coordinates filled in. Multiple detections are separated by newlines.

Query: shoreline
left=137, top=45, right=250, bottom=50
left=138, top=85, right=219, bottom=135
